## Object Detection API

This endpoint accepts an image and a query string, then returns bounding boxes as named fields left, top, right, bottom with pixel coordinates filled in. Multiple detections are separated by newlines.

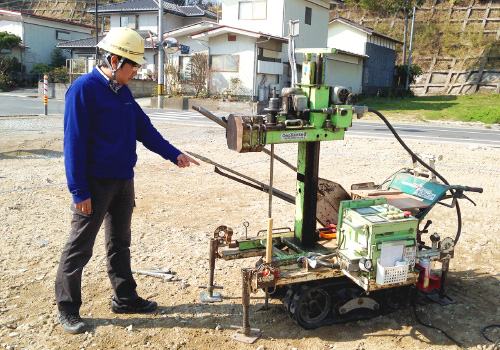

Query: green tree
left=50, top=47, right=67, bottom=68
left=30, top=62, right=51, bottom=81
left=394, top=63, right=422, bottom=86
left=0, top=56, right=23, bottom=90
left=0, top=31, right=22, bottom=51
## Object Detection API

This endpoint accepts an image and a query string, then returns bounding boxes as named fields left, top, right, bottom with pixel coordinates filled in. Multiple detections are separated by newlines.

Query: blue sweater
left=64, top=67, right=182, bottom=203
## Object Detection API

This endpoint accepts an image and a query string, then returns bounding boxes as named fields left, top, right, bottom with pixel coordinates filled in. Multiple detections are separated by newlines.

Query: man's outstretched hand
left=177, top=153, right=201, bottom=168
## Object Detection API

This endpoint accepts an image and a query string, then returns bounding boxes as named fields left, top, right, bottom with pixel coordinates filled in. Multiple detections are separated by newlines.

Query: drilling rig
left=191, top=42, right=482, bottom=344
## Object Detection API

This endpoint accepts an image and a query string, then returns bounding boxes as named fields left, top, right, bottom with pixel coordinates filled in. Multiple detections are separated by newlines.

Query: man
left=55, top=27, right=200, bottom=334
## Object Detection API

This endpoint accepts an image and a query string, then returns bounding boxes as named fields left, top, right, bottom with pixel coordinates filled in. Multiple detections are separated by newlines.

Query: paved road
left=145, top=108, right=500, bottom=148
left=0, top=91, right=65, bottom=115
left=2, top=93, right=499, bottom=147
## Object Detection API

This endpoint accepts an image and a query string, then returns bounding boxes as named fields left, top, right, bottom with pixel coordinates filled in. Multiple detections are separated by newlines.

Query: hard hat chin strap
left=102, top=51, right=125, bottom=89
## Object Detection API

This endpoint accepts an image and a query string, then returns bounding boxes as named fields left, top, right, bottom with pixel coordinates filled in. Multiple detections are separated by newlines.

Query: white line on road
left=356, top=122, right=500, bottom=136
left=347, top=131, right=500, bottom=146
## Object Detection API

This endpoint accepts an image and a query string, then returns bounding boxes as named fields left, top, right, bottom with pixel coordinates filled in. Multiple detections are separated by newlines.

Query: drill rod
left=192, top=106, right=296, bottom=171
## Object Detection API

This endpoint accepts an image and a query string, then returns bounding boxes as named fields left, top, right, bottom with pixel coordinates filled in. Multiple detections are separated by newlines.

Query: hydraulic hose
left=367, top=107, right=463, bottom=245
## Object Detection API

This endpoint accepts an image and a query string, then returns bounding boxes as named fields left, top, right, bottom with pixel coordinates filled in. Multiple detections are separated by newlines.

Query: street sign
left=180, top=44, right=190, bottom=54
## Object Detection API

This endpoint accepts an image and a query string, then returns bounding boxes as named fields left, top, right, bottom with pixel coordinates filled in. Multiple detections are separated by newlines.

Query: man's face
left=111, top=56, right=140, bottom=85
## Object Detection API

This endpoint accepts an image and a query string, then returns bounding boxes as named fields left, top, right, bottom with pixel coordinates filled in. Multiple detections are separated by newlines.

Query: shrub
left=189, top=52, right=208, bottom=97
left=394, top=64, right=422, bottom=86
left=0, top=55, right=24, bottom=90
left=30, top=63, right=51, bottom=81
left=229, top=77, right=243, bottom=97
left=47, top=66, right=69, bottom=83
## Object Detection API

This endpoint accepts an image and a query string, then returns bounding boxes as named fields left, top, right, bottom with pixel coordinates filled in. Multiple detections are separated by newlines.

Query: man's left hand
left=177, top=153, right=200, bottom=168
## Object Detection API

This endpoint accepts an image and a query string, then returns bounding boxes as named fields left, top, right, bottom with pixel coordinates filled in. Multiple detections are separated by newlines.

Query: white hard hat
left=97, top=27, right=147, bottom=65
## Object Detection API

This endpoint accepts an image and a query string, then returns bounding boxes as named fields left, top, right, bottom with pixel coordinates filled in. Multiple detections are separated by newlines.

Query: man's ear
left=110, top=55, right=119, bottom=70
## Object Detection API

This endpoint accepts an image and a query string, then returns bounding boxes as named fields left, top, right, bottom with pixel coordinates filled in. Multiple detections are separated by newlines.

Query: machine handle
left=284, top=119, right=304, bottom=127
left=461, top=186, right=483, bottom=193
left=446, top=185, right=483, bottom=193
left=342, top=218, right=364, bottom=229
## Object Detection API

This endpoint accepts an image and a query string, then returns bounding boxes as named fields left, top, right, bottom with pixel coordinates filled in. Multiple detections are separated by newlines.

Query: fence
left=411, top=51, right=500, bottom=95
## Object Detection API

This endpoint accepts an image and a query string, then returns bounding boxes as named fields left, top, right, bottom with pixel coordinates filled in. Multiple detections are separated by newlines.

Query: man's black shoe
left=111, top=297, right=157, bottom=314
left=57, top=312, right=87, bottom=334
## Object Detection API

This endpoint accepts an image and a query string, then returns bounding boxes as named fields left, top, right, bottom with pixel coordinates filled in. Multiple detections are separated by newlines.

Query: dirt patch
left=0, top=116, right=499, bottom=350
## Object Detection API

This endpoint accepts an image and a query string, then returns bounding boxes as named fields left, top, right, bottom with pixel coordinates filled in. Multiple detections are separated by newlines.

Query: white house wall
left=110, top=12, right=183, bottom=35
left=1, top=16, right=91, bottom=73
left=327, top=22, right=367, bottom=55
left=324, top=54, right=363, bottom=94
left=283, top=0, right=329, bottom=48
left=220, top=0, right=329, bottom=49
left=0, top=21, right=23, bottom=38
left=209, top=33, right=255, bottom=96
left=220, top=0, right=285, bottom=36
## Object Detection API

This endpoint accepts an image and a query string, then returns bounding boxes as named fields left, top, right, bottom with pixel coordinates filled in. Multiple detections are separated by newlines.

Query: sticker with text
left=281, top=132, right=307, bottom=141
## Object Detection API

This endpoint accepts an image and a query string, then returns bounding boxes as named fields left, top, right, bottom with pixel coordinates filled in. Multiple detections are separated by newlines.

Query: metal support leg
left=230, top=269, right=262, bottom=343
left=427, top=259, right=455, bottom=306
left=200, top=238, right=223, bottom=302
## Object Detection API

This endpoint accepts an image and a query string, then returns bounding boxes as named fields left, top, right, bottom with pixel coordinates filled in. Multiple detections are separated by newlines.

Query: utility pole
left=158, top=0, right=164, bottom=108
left=95, top=0, right=99, bottom=58
left=405, top=6, right=417, bottom=90
left=402, top=0, right=409, bottom=65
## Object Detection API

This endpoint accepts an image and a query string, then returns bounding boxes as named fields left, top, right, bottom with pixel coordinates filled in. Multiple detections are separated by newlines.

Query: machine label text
left=281, top=132, right=307, bottom=141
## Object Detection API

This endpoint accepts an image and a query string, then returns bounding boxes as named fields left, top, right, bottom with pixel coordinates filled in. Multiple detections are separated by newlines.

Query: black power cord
left=366, top=107, right=464, bottom=245
left=368, top=107, right=496, bottom=349
left=412, top=303, right=465, bottom=349
left=482, top=325, right=500, bottom=350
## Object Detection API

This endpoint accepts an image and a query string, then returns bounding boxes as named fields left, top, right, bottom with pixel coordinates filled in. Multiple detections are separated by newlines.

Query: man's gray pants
left=55, top=177, right=138, bottom=316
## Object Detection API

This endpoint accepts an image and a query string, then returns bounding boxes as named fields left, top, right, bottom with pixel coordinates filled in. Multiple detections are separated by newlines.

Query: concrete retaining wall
left=151, top=97, right=268, bottom=114
left=38, top=80, right=269, bottom=115
left=38, top=79, right=157, bottom=100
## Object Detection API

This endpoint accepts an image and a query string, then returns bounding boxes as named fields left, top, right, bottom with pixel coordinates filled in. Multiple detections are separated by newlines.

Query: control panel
left=337, top=197, right=418, bottom=286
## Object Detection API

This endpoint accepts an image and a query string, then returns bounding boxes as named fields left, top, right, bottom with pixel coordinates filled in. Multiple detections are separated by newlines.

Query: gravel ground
left=0, top=114, right=499, bottom=350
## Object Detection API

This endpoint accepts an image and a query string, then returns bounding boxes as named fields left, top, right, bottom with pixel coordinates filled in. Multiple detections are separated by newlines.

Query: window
left=211, top=55, right=239, bottom=72
left=238, top=1, right=266, bottom=20
left=305, top=7, right=312, bottom=25
left=257, top=48, right=281, bottom=63
left=56, top=30, right=71, bottom=41
left=179, top=56, right=191, bottom=81
left=120, top=15, right=137, bottom=29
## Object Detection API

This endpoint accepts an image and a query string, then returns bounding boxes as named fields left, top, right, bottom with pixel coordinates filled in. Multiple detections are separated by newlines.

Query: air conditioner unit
left=333, top=86, right=352, bottom=104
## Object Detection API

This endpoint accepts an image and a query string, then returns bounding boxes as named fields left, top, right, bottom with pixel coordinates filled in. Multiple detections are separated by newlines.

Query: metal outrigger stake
left=230, top=268, right=262, bottom=343
left=199, top=238, right=223, bottom=302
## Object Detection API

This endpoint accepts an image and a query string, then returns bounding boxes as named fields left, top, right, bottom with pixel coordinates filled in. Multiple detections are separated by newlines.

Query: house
left=57, top=0, right=217, bottom=79
left=0, top=9, right=93, bottom=74
left=189, top=25, right=287, bottom=100
left=57, top=29, right=157, bottom=79
left=165, top=0, right=333, bottom=100
left=328, top=17, right=402, bottom=94
left=219, top=0, right=332, bottom=49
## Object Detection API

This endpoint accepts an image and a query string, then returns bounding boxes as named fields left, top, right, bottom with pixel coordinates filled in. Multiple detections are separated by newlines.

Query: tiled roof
left=88, top=0, right=216, bottom=19
left=57, top=30, right=156, bottom=49
left=56, top=35, right=104, bottom=48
